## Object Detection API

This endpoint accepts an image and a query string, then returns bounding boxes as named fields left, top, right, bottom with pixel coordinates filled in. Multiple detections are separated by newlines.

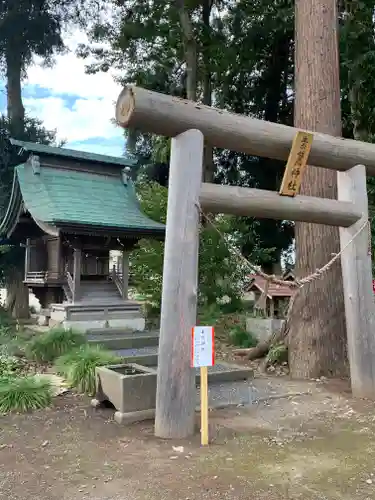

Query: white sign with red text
left=191, top=326, right=215, bottom=368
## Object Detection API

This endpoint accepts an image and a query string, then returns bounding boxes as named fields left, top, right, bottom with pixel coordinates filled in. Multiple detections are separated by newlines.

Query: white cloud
left=23, top=95, right=120, bottom=143
left=21, top=28, right=125, bottom=154
left=25, top=29, right=120, bottom=101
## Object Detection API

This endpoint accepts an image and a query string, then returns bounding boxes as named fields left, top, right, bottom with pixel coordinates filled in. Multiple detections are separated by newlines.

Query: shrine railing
left=111, top=266, right=124, bottom=297
left=24, top=271, right=48, bottom=283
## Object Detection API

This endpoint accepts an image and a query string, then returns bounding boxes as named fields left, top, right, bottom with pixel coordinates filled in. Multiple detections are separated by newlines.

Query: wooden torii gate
left=116, top=86, right=375, bottom=439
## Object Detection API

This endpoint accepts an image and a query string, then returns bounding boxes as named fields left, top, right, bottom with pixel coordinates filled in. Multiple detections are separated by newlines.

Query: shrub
left=55, top=345, right=121, bottom=395
left=0, top=375, right=52, bottom=413
left=229, top=326, right=258, bottom=348
left=0, top=324, right=13, bottom=345
left=0, top=307, right=12, bottom=327
left=0, top=353, right=22, bottom=378
left=267, top=342, right=288, bottom=364
left=25, top=327, right=86, bottom=363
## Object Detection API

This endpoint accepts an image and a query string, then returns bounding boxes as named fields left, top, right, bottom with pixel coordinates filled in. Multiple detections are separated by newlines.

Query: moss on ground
left=196, top=419, right=375, bottom=499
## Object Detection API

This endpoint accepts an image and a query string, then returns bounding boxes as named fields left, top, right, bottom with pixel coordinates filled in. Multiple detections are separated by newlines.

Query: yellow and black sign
left=279, top=131, right=314, bottom=197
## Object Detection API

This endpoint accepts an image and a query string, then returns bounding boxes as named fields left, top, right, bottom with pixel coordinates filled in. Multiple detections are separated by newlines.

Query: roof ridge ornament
left=27, top=154, right=41, bottom=175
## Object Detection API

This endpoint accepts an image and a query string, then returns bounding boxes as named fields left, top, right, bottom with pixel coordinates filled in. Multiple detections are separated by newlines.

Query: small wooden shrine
left=0, top=139, right=165, bottom=330
left=243, top=270, right=296, bottom=318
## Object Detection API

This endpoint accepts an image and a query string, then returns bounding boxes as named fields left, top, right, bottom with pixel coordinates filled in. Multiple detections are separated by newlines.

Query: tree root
left=233, top=322, right=289, bottom=361
left=233, top=341, right=271, bottom=360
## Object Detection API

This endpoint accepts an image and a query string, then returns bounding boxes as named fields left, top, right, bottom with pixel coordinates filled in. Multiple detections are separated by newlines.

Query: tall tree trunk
left=176, top=0, right=197, bottom=101
left=288, top=0, right=348, bottom=378
left=202, top=0, right=215, bottom=183
left=6, top=269, right=29, bottom=319
left=6, top=47, right=25, bottom=136
left=5, top=46, right=29, bottom=319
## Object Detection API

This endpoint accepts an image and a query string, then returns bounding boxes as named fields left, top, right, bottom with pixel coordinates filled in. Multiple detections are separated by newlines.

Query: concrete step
left=87, top=329, right=158, bottom=340
left=90, top=334, right=159, bottom=350
left=80, top=287, right=119, bottom=292
left=80, top=285, right=118, bottom=290
left=81, top=295, right=120, bottom=299
left=68, top=303, right=141, bottom=311
left=80, top=283, right=117, bottom=290
left=80, top=296, right=123, bottom=302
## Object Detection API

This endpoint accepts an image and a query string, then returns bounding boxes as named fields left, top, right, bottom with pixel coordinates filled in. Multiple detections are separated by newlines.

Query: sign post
left=191, top=326, right=215, bottom=446
left=279, top=130, right=314, bottom=197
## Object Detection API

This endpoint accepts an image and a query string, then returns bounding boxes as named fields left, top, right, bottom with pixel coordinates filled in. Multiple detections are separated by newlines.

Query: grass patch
left=0, top=375, right=52, bottom=413
left=266, top=342, right=288, bottom=364
left=229, top=326, right=258, bottom=348
left=198, top=304, right=251, bottom=344
left=25, top=327, right=86, bottom=363
left=0, top=353, right=22, bottom=378
left=55, top=345, right=121, bottom=395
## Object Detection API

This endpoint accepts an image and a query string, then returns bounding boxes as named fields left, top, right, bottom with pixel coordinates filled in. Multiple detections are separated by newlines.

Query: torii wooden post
left=154, top=129, right=204, bottom=439
left=116, top=86, right=375, bottom=438
left=338, top=165, right=375, bottom=398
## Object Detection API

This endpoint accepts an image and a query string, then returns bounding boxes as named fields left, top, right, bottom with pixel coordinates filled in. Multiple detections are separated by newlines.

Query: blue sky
left=0, top=29, right=126, bottom=158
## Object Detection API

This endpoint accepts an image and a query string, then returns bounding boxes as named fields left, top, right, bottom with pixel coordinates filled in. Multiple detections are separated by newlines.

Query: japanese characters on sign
left=279, top=131, right=314, bottom=197
left=191, top=326, right=215, bottom=368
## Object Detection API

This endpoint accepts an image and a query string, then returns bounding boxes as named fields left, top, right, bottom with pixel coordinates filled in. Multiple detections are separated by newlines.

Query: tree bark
left=6, top=269, right=29, bottom=319
left=5, top=45, right=30, bottom=318
left=176, top=0, right=197, bottom=102
left=6, top=46, right=25, bottom=136
left=288, top=0, right=348, bottom=378
left=201, top=0, right=215, bottom=183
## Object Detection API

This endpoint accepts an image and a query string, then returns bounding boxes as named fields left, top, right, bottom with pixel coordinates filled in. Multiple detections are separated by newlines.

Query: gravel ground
left=2, top=377, right=375, bottom=500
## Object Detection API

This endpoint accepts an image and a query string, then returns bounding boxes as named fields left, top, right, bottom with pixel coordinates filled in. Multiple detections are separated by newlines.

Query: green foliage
left=0, top=116, right=60, bottom=287
left=0, top=313, right=31, bottom=357
left=267, top=342, right=288, bottom=364
left=0, top=306, right=12, bottom=327
left=0, top=323, right=36, bottom=358
left=229, top=327, right=258, bottom=348
left=132, top=181, right=271, bottom=307
left=0, top=353, right=22, bottom=378
left=197, top=303, right=223, bottom=327
left=25, top=328, right=86, bottom=364
left=55, top=345, right=121, bottom=395
left=197, top=303, right=255, bottom=347
left=0, top=0, right=94, bottom=74
left=79, top=0, right=295, bottom=267
left=0, top=375, right=52, bottom=413
left=129, top=180, right=166, bottom=306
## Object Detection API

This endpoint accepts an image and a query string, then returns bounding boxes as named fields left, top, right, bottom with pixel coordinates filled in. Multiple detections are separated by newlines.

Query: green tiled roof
left=10, top=139, right=137, bottom=168
left=0, top=163, right=165, bottom=237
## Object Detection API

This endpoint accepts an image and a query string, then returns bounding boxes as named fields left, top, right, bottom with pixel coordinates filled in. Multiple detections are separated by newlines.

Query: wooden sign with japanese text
left=279, top=131, right=314, bottom=197
left=191, top=326, right=215, bottom=368
left=191, top=326, right=214, bottom=446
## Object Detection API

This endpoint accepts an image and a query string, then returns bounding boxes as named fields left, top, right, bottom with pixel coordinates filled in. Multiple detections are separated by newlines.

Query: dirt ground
left=1, top=376, right=375, bottom=500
